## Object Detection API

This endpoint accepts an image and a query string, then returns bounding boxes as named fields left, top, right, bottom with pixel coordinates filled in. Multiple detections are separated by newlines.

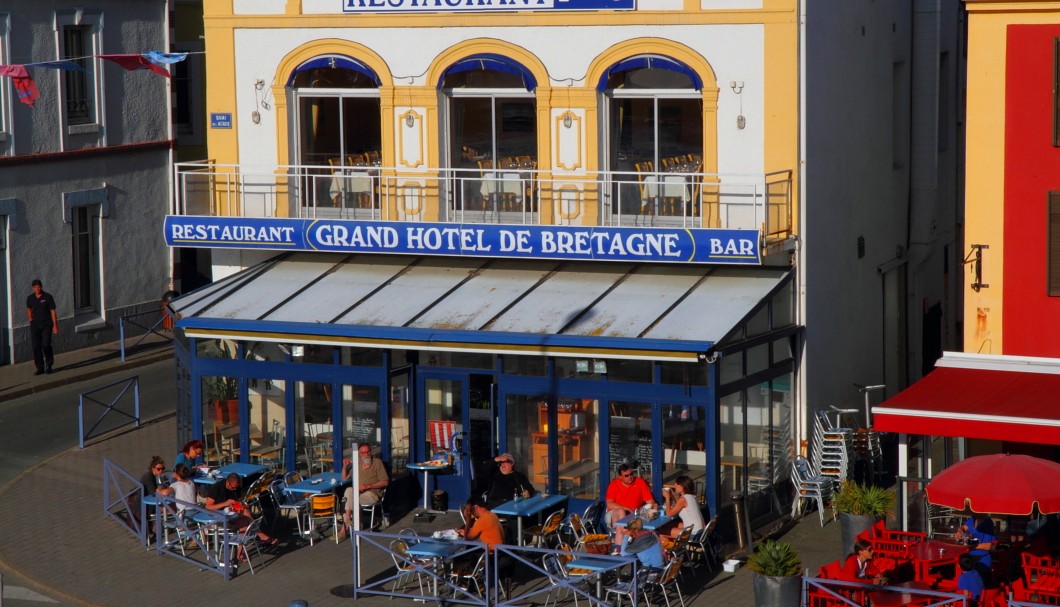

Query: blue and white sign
left=343, top=0, right=634, bottom=13
left=164, top=216, right=761, bottom=264
left=210, top=113, right=233, bottom=129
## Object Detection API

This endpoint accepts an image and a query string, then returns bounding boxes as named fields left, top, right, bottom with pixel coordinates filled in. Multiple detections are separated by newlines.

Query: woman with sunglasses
left=478, top=453, right=535, bottom=509
left=140, top=456, right=171, bottom=497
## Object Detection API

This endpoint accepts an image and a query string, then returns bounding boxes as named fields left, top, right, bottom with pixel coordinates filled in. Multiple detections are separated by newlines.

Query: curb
left=0, top=345, right=174, bottom=403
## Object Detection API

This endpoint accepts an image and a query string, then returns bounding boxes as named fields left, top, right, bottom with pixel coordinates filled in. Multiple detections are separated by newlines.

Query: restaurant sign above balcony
left=163, top=216, right=761, bottom=265
left=341, top=0, right=634, bottom=13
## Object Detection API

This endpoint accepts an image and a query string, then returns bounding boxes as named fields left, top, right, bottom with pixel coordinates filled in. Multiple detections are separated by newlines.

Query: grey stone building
left=0, top=0, right=173, bottom=365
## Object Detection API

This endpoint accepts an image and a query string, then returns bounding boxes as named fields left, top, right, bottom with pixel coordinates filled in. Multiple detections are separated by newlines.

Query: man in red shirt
left=605, top=463, right=656, bottom=546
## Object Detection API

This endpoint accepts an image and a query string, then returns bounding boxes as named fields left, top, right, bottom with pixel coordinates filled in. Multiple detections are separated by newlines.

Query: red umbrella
left=925, top=453, right=1060, bottom=515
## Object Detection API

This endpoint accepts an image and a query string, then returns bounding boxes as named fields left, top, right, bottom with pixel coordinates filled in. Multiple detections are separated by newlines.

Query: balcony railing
left=173, top=161, right=793, bottom=240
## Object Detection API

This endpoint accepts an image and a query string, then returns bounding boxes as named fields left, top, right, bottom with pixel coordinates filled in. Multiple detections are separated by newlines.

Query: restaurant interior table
left=283, top=472, right=347, bottom=496
left=408, top=461, right=450, bottom=519
left=718, top=455, right=762, bottom=491
left=613, top=512, right=674, bottom=532
left=492, top=494, right=568, bottom=545
left=911, top=539, right=968, bottom=584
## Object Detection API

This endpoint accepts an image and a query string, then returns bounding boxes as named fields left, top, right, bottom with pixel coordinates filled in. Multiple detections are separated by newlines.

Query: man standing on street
left=26, top=279, right=57, bottom=375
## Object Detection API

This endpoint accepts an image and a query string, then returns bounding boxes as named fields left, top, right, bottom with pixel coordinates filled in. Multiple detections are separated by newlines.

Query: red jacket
left=839, top=554, right=880, bottom=582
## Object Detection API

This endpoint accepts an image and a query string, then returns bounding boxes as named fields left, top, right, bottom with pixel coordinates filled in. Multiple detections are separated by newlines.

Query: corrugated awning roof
left=170, top=253, right=792, bottom=361
left=873, top=352, right=1060, bottom=445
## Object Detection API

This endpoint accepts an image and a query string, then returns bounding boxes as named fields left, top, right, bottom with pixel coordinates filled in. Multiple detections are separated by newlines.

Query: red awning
left=873, top=366, right=1060, bottom=445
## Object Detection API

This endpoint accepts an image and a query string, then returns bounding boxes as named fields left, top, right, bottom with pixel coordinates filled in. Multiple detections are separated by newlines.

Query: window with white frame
left=56, top=10, right=102, bottom=133
left=71, top=205, right=101, bottom=312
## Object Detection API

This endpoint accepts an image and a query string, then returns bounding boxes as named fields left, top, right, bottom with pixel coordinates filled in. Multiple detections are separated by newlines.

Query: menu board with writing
left=608, top=416, right=653, bottom=478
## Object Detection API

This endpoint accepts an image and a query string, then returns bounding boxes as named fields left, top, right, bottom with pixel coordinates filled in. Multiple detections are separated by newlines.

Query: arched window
left=290, top=55, right=383, bottom=215
left=440, top=54, right=538, bottom=222
left=601, top=55, right=703, bottom=225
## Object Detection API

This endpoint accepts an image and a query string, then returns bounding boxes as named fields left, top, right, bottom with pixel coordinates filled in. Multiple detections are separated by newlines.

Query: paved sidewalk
left=0, top=335, right=847, bottom=607
left=0, top=414, right=846, bottom=607
left=0, top=333, right=173, bottom=404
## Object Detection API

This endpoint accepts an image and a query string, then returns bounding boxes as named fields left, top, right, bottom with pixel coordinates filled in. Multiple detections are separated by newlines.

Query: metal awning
left=170, top=253, right=792, bottom=362
left=873, top=352, right=1060, bottom=445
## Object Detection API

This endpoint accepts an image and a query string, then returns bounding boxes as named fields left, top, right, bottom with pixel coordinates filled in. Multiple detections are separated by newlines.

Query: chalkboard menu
left=609, top=416, right=652, bottom=472
left=348, top=400, right=378, bottom=443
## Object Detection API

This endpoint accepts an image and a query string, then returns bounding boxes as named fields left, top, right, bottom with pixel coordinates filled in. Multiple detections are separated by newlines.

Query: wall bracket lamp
left=963, top=244, right=989, bottom=292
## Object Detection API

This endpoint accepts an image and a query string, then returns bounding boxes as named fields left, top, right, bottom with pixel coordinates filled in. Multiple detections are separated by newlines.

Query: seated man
left=959, top=513, right=996, bottom=550
left=477, top=453, right=535, bottom=509
left=340, top=442, right=389, bottom=538
left=605, top=464, right=655, bottom=546
left=204, top=473, right=277, bottom=544
left=456, top=496, right=512, bottom=594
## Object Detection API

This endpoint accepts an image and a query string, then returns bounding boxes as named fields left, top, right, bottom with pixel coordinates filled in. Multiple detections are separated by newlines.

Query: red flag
left=0, top=65, right=40, bottom=106
left=98, top=54, right=170, bottom=78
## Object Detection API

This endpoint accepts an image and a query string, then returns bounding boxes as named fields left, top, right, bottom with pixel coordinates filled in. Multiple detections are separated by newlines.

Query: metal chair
left=686, top=516, right=721, bottom=572
left=604, top=565, right=655, bottom=607
left=542, top=553, right=591, bottom=607
left=361, top=486, right=387, bottom=530
left=525, top=508, right=566, bottom=548
left=269, top=479, right=307, bottom=536
left=643, top=556, right=686, bottom=607
left=306, top=492, right=339, bottom=545
left=388, top=539, right=427, bottom=599
left=222, top=516, right=265, bottom=575
left=448, top=552, right=487, bottom=596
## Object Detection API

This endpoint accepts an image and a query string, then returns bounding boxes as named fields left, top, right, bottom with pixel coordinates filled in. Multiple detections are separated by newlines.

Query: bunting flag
left=144, top=51, right=188, bottom=66
left=25, top=60, right=84, bottom=71
left=0, top=50, right=191, bottom=110
left=0, top=65, right=40, bottom=107
left=98, top=54, right=171, bottom=78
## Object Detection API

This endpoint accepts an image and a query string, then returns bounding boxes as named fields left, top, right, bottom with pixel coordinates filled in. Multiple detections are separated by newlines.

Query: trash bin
left=431, top=489, right=448, bottom=512
left=161, top=290, right=179, bottom=330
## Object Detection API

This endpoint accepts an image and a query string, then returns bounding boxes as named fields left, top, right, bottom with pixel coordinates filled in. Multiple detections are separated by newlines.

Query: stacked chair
left=811, top=410, right=854, bottom=486
left=790, top=456, right=836, bottom=526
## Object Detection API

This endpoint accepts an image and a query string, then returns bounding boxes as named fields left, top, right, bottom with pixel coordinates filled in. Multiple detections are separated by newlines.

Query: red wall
left=1004, top=25, right=1060, bottom=355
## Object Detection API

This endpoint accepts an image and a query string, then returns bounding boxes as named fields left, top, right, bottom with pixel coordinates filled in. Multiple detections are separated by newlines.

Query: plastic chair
left=306, top=493, right=339, bottom=545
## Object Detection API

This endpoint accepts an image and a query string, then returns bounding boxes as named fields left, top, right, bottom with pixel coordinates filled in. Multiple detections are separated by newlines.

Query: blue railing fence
left=78, top=376, right=140, bottom=448
left=802, top=576, right=966, bottom=607
left=119, top=307, right=174, bottom=362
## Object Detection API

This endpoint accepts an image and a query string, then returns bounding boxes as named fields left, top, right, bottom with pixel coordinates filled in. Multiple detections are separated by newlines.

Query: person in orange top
left=840, top=538, right=884, bottom=584
left=458, top=495, right=504, bottom=550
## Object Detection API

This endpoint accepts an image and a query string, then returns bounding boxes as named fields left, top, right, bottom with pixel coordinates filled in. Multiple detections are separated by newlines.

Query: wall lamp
left=562, top=112, right=574, bottom=129
left=963, top=244, right=989, bottom=292
left=729, top=80, right=746, bottom=130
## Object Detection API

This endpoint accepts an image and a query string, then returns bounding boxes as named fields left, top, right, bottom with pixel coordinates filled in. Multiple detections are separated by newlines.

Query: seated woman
left=661, top=475, right=707, bottom=538
left=840, top=538, right=884, bottom=584
left=168, top=464, right=198, bottom=512
left=174, top=439, right=205, bottom=471
left=959, top=513, right=996, bottom=550
left=476, top=453, right=535, bottom=509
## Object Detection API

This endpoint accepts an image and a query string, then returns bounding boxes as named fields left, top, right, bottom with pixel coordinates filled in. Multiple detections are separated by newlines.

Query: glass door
left=418, top=372, right=470, bottom=508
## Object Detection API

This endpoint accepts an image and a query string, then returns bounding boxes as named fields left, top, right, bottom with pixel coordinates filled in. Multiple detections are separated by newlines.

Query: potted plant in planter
left=833, top=481, right=896, bottom=560
left=748, top=539, right=803, bottom=607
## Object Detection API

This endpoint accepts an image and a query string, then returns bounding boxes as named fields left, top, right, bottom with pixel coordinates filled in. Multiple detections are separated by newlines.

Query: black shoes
left=33, top=369, right=44, bottom=376
left=46, top=366, right=53, bottom=374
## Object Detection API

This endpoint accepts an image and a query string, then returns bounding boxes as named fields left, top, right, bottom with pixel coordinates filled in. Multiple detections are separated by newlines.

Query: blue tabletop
left=566, top=556, right=626, bottom=572
left=219, top=463, right=267, bottom=477
left=284, top=472, right=348, bottom=495
left=613, top=513, right=672, bottom=531
left=492, top=493, right=568, bottom=517
left=407, top=462, right=450, bottom=472
left=190, top=509, right=238, bottom=524
left=404, top=540, right=463, bottom=558
left=191, top=470, right=224, bottom=485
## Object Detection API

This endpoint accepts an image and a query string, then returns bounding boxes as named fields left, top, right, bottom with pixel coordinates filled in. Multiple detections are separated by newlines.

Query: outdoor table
left=219, top=462, right=267, bottom=478
left=192, top=468, right=225, bottom=485
left=189, top=508, right=239, bottom=558
left=869, top=580, right=933, bottom=607
left=408, top=461, right=450, bottom=515
left=284, top=472, right=347, bottom=496
left=492, top=494, right=568, bottom=545
left=404, top=539, right=464, bottom=596
left=911, top=539, right=968, bottom=583
left=565, top=555, right=625, bottom=597
left=613, top=512, right=673, bottom=532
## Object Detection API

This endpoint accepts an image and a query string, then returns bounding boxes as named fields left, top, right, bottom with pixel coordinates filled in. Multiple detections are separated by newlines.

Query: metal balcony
left=173, top=161, right=793, bottom=241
